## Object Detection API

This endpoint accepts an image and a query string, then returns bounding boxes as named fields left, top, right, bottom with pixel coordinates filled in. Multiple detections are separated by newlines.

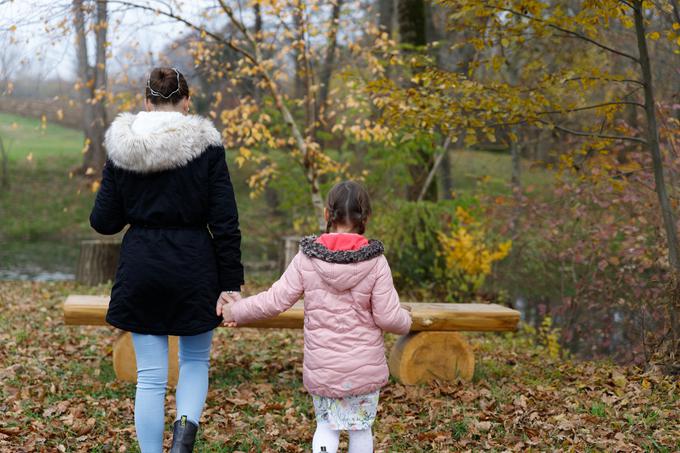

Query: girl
left=90, top=67, right=243, bottom=452
left=219, top=181, right=411, bottom=453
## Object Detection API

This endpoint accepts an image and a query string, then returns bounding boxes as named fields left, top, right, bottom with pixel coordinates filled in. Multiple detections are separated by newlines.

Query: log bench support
left=113, top=332, right=180, bottom=386
left=63, top=296, right=519, bottom=385
left=389, top=332, right=475, bottom=383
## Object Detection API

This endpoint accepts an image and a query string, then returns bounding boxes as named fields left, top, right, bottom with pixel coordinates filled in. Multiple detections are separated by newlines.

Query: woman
left=90, top=67, right=243, bottom=452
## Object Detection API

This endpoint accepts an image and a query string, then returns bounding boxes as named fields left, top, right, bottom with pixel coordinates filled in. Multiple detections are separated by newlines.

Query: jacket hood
left=300, top=235, right=384, bottom=291
left=104, top=111, right=222, bottom=173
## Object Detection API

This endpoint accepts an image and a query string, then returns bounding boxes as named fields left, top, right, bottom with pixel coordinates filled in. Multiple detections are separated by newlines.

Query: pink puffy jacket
left=231, top=233, right=412, bottom=398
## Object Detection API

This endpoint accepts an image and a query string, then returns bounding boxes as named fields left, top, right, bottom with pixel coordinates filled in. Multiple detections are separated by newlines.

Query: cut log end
left=112, top=332, right=179, bottom=386
left=388, top=332, right=475, bottom=384
left=76, top=239, right=121, bottom=286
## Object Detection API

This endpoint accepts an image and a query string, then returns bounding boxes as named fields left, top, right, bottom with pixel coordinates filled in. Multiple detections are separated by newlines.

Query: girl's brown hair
left=325, top=181, right=372, bottom=234
left=145, top=67, right=189, bottom=105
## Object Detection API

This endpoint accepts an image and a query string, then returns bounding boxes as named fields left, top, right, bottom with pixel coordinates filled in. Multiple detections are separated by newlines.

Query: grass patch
left=0, top=113, right=93, bottom=241
left=448, top=149, right=552, bottom=195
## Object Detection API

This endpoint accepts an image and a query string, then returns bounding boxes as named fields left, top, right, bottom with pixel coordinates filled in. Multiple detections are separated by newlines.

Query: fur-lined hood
left=300, top=235, right=384, bottom=264
left=300, top=235, right=385, bottom=292
left=104, top=111, right=222, bottom=173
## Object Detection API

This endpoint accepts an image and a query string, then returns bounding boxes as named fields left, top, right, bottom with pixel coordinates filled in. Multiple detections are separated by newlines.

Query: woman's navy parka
left=90, top=111, right=243, bottom=336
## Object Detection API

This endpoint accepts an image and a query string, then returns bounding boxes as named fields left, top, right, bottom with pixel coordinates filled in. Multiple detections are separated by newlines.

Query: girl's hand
left=221, top=302, right=237, bottom=327
left=216, top=291, right=241, bottom=325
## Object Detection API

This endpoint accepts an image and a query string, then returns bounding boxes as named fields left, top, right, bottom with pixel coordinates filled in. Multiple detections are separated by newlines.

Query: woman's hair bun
left=145, top=67, right=190, bottom=106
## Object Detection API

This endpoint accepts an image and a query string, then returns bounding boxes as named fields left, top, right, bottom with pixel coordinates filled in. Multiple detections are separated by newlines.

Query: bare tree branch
left=481, top=2, right=640, bottom=62
left=107, top=0, right=257, bottom=63
left=538, top=101, right=646, bottom=115
left=418, top=136, right=452, bottom=202
left=536, top=119, right=648, bottom=144
left=565, top=76, right=644, bottom=87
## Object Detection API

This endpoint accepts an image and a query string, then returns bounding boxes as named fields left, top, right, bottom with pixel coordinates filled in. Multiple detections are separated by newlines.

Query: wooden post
left=76, top=239, right=121, bottom=286
left=280, top=236, right=301, bottom=273
left=388, top=331, right=475, bottom=383
left=112, top=332, right=179, bottom=385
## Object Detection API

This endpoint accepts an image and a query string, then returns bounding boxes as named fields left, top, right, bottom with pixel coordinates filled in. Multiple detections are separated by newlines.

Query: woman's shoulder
left=105, top=112, right=222, bottom=173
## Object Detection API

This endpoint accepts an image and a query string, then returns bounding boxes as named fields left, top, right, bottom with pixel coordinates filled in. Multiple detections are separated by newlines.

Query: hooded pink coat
left=231, top=234, right=412, bottom=398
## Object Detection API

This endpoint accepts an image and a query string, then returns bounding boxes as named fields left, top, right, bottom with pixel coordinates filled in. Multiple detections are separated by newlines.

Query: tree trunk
left=73, top=0, right=108, bottom=177
left=634, top=4, right=680, bottom=270
left=418, top=137, right=451, bottom=202
left=398, top=0, right=435, bottom=200
left=293, top=4, right=305, bottom=100
left=634, top=1, right=680, bottom=365
left=316, top=0, right=343, bottom=126
left=0, top=135, right=8, bottom=191
left=76, top=239, right=121, bottom=286
left=253, top=3, right=263, bottom=102
left=377, top=0, right=395, bottom=35
left=438, top=148, right=453, bottom=199
left=280, top=236, right=302, bottom=273
left=397, top=0, right=426, bottom=46
left=90, top=0, right=108, bottom=173
left=510, top=133, right=521, bottom=189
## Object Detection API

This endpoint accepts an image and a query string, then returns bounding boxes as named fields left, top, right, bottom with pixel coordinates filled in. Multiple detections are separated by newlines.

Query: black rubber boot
left=169, top=415, right=198, bottom=453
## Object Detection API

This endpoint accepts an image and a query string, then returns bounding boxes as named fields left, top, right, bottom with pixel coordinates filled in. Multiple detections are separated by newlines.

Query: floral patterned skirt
left=312, top=390, right=380, bottom=431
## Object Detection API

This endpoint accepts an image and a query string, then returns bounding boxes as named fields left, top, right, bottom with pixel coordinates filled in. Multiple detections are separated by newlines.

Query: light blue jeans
left=131, top=330, right=213, bottom=453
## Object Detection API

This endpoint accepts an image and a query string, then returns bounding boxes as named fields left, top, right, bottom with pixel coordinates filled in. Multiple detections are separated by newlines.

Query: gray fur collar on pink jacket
left=231, top=234, right=412, bottom=398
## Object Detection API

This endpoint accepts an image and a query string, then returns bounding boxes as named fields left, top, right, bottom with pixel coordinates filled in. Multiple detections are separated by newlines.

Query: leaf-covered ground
left=1, top=281, right=677, bottom=452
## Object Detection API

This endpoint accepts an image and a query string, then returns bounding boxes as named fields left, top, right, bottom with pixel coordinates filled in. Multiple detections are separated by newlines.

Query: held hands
left=216, top=291, right=242, bottom=327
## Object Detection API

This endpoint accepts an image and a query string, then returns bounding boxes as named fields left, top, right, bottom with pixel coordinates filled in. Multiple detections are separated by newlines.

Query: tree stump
left=388, top=332, right=475, bottom=383
left=76, top=239, right=121, bottom=285
left=112, top=332, right=179, bottom=386
left=280, top=236, right=302, bottom=273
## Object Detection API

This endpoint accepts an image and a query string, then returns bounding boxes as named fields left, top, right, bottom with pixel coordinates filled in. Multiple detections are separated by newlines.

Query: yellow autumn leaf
left=91, top=180, right=101, bottom=193
left=648, top=31, right=660, bottom=41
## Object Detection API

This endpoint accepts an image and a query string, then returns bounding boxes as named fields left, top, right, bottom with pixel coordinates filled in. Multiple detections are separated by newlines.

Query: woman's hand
left=216, top=291, right=241, bottom=327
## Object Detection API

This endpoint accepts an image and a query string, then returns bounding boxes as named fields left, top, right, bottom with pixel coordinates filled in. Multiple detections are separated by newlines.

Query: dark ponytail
left=325, top=181, right=372, bottom=234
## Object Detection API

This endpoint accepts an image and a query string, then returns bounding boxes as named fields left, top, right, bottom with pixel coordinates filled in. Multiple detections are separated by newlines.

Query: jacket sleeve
left=231, top=252, right=305, bottom=325
left=89, top=160, right=127, bottom=235
left=371, top=256, right=412, bottom=335
left=208, top=146, right=244, bottom=291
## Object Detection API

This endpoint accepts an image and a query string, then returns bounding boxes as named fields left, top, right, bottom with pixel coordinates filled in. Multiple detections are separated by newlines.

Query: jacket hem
left=106, top=315, right=222, bottom=336
left=304, top=382, right=385, bottom=399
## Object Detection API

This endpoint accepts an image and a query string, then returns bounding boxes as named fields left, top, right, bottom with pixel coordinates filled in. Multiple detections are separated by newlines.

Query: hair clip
left=146, top=67, right=182, bottom=99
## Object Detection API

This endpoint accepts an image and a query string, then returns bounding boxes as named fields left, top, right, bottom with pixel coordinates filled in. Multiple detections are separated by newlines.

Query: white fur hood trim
left=105, top=111, right=222, bottom=173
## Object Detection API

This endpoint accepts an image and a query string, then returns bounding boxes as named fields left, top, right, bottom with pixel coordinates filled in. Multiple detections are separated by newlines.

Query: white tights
left=312, top=423, right=373, bottom=453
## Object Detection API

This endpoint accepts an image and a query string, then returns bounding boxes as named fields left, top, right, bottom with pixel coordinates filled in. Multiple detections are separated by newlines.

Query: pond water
left=0, top=240, right=79, bottom=281
left=0, top=239, right=279, bottom=282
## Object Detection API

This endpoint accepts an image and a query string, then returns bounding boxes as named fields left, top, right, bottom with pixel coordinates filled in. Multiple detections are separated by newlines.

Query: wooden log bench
left=63, top=295, right=520, bottom=385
